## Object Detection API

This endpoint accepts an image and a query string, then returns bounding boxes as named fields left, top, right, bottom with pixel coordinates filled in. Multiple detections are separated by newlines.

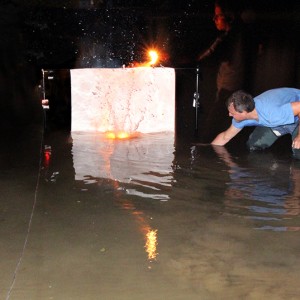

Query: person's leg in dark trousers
left=246, top=127, right=278, bottom=151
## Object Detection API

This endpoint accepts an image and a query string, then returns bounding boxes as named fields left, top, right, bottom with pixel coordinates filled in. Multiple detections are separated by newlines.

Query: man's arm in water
left=211, top=124, right=242, bottom=146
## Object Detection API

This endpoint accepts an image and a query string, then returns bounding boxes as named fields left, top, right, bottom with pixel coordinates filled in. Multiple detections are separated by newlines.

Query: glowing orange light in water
left=145, top=229, right=158, bottom=260
left=105, top=131, right=130, bottom=139
left=95, top=137, right=159, bottom=261
left=43, top=146, right=51, bottom=168
left=105, top=131, right=141, bottom=140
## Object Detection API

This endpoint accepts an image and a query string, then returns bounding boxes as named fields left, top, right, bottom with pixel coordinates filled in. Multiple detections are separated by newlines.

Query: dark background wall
left=1, top=0, right=300, bottom=133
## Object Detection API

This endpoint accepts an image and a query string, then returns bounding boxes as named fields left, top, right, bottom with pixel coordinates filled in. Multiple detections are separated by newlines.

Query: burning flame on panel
left=128, top=48, right=164, bottom=68
left=148, top=50, right=159, bottom=66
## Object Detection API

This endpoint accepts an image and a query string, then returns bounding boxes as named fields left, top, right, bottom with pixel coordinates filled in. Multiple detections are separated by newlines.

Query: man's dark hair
left=215, top=0, right=244, bottom=24
left=215, top=0, right=243, bottom=15
left=226, top=90, right=255, bottom=113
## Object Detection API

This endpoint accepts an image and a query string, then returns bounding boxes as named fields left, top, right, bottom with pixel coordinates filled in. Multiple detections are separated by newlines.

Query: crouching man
left=211, top=88, right=300, bottom=159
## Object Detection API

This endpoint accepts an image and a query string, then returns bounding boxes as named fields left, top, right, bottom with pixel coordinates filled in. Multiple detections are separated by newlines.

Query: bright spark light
left=126, top=48, right=161, bottom=67
left=148, top=50, right=159, bottom=65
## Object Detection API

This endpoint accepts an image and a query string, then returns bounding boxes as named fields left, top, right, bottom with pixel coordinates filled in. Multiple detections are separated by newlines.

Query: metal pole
left=42, top=69, right=46, bottom=99
left=193, top=67, right=201, bottom=135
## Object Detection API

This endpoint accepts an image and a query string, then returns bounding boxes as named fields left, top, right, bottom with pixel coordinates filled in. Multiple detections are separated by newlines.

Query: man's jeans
left=246, top=124, right=300, bottom=160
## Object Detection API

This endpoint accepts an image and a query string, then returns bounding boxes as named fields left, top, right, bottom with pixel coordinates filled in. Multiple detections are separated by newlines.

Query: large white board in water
left=70, top=68, right=175, bottom=133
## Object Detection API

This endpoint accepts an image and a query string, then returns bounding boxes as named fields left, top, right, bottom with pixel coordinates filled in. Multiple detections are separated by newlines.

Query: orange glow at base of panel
left=105, top=131, right=140, bottom=140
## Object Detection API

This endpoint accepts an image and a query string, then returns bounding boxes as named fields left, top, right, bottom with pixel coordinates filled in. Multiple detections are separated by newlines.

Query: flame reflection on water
left=145, top=229, right=158, bottom=260
left=72, top=132, right=173, bottom=261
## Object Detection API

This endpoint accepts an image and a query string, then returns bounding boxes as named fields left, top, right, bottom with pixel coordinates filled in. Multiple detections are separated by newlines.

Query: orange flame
left=148, top=50, right=159, bottom=65
left=128, top=48, right=161, bottom=68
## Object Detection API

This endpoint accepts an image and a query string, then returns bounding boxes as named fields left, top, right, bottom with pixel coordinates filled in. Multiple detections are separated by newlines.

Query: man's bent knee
left=247, top=127, right=278, bottom=151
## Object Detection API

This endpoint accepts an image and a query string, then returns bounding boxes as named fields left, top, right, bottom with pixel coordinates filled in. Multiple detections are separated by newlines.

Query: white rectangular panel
left=70, top=67, right=175, bottom=133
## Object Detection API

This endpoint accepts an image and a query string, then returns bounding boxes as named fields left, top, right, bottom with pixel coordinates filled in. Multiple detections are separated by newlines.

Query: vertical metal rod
left=193, top=67, right=200, bottom=135
left=41, top=69, right=48, bottom=131
left=42, top=69, right=46, bottom=99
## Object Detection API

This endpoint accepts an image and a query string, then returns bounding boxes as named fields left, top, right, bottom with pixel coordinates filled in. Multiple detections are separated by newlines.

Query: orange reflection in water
left=105, top=131, right=130, bottom=140
left=126, top=204, right=159, bottom=261
left=43, top=146, right=51, bottom=168
left=145, top=229, right=158, bottom=260
left=105, top=131, right=140, bottom=140
left=103, top=143, right=159, bottom=261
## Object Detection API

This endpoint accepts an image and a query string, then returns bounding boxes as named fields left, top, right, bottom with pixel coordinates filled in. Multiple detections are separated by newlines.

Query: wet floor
left=1, top=126, right=300, bottom=300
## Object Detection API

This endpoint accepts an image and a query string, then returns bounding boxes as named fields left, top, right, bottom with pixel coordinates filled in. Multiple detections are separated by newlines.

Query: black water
left=2, top=127, right=300, bottom=299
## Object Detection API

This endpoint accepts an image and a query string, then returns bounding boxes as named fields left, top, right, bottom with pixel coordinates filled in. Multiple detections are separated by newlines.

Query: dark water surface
left=2, top=127, right=300, bottom=299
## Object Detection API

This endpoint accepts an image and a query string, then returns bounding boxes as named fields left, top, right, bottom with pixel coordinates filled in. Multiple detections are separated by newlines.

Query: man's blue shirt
left=232, top=88, right=300, bottom=129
